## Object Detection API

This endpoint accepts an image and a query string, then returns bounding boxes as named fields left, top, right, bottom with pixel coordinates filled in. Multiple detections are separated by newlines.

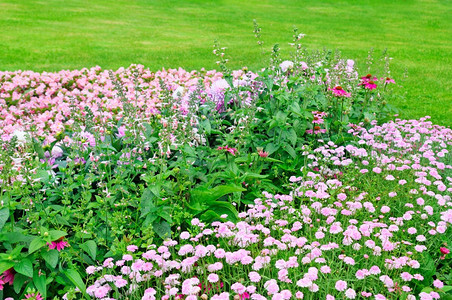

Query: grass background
left=1, top=0, right=451, bottom=125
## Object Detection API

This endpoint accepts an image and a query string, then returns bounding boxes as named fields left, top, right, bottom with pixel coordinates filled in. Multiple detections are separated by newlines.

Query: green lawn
left=1, top=0, right=451, bottom=125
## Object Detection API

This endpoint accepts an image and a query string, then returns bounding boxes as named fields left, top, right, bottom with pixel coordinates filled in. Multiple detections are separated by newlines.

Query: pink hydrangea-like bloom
left=380, top=206, right=390, bottom=213
left=433, top=279, right=444, bottom=288
left=335, top=280, right=347, bottom=291
left=345, top=289, right=356, bottom=299
left=231, top=282, right=246, bottom=294
left=249, top=271, right=261, bottom=283
left=207, top=273, right=219, bottom=283
left=180, top=231, right=190, bottom=239
left=126, top=245, right=138, bottom=252
left=337, top=193, right=347, bottom=201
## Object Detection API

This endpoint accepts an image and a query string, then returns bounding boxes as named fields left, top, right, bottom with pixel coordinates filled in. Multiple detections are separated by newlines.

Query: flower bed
left=80, top=117, right=452, bottom=300
left=1, top=34, right=451, bottom=299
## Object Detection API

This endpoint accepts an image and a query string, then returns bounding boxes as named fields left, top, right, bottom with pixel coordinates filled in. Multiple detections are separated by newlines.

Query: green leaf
left=14, top=258, right=33, bottom=277
left=153, top=220, right=171, bottom=239
left=55, top=214, right=71, bottom=226
left=13, top=273, right=28, bottom=294
left=0, top=208, right=9, bottom=231
left=63, top=268, right=86, bottom=294
left=190, top=184, right=246, bottom=204
left=35, top=169, right=50, bottom=184
left=80, top=240, right=97, bottom=261
left=282, top=143, right=296, bottom=159
left=0, top=261, right=14, bottom=273
left=49, top=230, right=67, bottom=241
left=33, top=272, right=47, bottom=298
left=33, top=138, right=45, bottom=159
left=242, top=172, right=268, bottom=180
left=29, top=237, right=46, bottom=254
left=201, top=119, right=211, bottom=135
left=42, top=250, right=58, bottom=269
left=286, top=128, right=297, bottom=146
left=421, top=287, right=434, bottom=293
left=207, top=201, right=238, bottom=222
left=200, top=210, right=221, bottom=222
left=442, top=286, right=452, bottom=293
left=140, top=188, right=156, bottom=217
left=143, top=213, right=158, bottom=227
left=265, top=142, right=280, bottom=155
left=157, top=209, right=173, bottom=223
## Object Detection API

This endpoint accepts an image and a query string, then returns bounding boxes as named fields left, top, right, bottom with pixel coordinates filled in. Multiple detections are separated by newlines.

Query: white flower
left=279, top=60, right=294, bottom=72
left=12, top=130, right=28, bottom=145
left=172, top=86, right=185, bottom=99
left=51, top=145, right=63, bottom=158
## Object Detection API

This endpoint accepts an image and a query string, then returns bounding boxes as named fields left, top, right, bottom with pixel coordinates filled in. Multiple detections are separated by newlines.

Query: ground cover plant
left=0, top=30, right=451, bottom=299
left=0, top=0, right=451, bottom=126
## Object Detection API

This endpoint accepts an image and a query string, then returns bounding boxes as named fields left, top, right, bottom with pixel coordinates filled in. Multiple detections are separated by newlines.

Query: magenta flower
left=383, top=77, right=395, bottom=85
left=258, top=149, right=269, bottom=158
left=23, top=292, right=43, bottom=300
left=440, top=247, right=450, bottom=254
left=47, top=237, right=69, bottom=251
left=0, top=268, right=15, bottom=290
left=116, top=125, right=126, bottom=138
left=306, top=126, right=327, bottom=135
left=218, top=145, right=238, bottom=156
left=359, top=74, right=378, bottom=90
left=331, top=86, right=351, bottom=97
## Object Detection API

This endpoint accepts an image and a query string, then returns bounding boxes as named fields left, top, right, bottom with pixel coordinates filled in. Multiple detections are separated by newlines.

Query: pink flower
left=258, top=149, right=269, bottom=158
left=114, top=278, right=128, bottom=288
left=345, top=288, right=356, bottom=299
left=0, top=268, right=15, bottom=290
left=24, top=293, right=43, bottom=300
left=306, top=126, right=327, bottom=135
left=218, top=145, right=238, bottom=156
left=208, top=273, right=219, bottom=283
left=335, top=280, right=347, bottom=292
left=359, top=74, right=378, bottom=90
left=249, top=271, right=261, bottom=283
left=337, top=193, right=347, bottom=201
left=433, top=279, right=443, bottom=288
left=116, top=125, right=126, bottom=138
left=380, top=206, right=390, bottom=213
left=331, top=86, right=351, bottom=97
left=383, top=77, right=395, bottom=85
left=440, top=247, right=450, bottom=255
left=126, top=245, right=138, bottom=252
left=47, top=238, right=69, bottom=251
left=231, top=282, right=246, bottom=294
left=180, top=231, right=190, bottom=239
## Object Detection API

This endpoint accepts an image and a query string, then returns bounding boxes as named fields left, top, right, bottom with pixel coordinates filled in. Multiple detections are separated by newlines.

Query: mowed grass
left=0, top=0, right=451, bottom=125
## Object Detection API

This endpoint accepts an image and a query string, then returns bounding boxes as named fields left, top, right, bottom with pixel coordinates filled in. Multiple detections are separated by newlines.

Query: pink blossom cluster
left=0, top=65, right=257, bottom=144
left=83, top=117, right=452, bottom=299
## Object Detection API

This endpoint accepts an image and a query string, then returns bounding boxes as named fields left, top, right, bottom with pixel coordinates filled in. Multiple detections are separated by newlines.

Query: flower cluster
left=306, top=111, right=328, bottom=135
left=82, top=117, right=452, bottom=299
